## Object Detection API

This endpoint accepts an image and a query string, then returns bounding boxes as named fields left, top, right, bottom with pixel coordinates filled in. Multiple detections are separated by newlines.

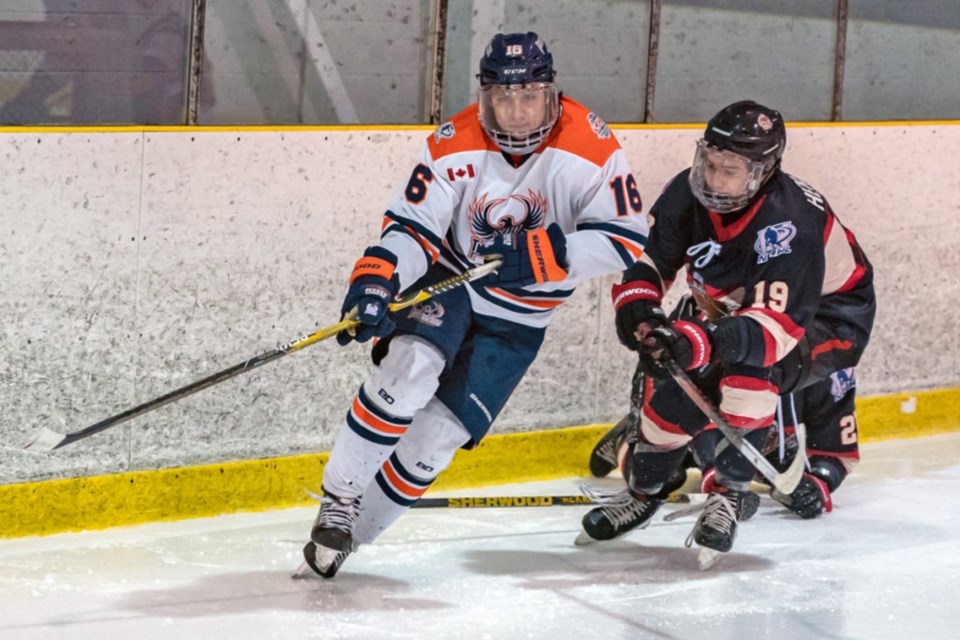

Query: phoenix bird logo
left=468, top=189, right=548, bottom=260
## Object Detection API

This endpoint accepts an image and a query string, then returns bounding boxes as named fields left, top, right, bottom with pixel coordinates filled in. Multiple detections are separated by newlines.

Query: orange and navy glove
left=477, top=223, right=568, bottom=287
left=336, top=246, right=400, bottom=346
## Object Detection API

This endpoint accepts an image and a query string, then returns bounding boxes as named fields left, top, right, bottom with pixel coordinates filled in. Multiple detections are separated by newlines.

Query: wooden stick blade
left=22, top=426, right=68, bottom=452
left=774, top=421, right=807, bottom=494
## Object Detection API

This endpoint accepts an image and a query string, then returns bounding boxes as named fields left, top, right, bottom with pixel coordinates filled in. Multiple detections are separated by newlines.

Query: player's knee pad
left=625, top=445, right=688, bottom=497
left=393, top=397, right=472, bottom=480
left=365, top=335, right=446, bottom=418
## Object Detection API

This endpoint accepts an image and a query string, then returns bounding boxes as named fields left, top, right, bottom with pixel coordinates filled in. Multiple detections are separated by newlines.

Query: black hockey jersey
left=628, top=169, right=875, bottom=370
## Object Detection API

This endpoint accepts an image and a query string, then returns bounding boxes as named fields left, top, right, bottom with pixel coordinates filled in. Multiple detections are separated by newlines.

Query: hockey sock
left=322, top=336, right=445, bottom=498
left=353, top=397, right=470, bottom=544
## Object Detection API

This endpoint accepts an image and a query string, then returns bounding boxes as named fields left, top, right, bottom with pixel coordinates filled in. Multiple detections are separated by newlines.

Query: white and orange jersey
left=379, top=96, right=649, bottom=327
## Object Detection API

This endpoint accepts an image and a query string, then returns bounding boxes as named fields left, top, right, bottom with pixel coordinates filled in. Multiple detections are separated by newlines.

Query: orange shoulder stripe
left=427, top=104, right=499, bottom=160
left=544, top=97, right=622, bottom=167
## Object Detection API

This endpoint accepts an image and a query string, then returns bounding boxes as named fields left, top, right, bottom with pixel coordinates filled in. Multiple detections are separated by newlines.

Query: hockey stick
left=410, top=492, right=708, bottom=509
left=628, top=355, right=646, bottom=438
left=22, top=259, right=502, bottom=452
left=662, top=357, right=805, bottom=494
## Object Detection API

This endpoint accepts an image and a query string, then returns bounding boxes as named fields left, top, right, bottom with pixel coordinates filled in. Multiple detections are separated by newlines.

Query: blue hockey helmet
left=690, top=101, right=787, bottom=213
left=477, top=32, right=560, bottom=154
left=478, top=32, right=556, bottom=86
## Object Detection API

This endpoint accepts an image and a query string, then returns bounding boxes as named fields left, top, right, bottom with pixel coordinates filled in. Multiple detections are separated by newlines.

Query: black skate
left=739, top=491, right=761, bottom=522
left=310, top=489, right=361, bottom=552
left=698, top=467, right=760, bottom=522
left=575, top=485, right=661, bottom=545
left=686, top=487, right=749, bottom=570
left=294, top=540, right=354, bottom=579
left=589, top=415, right=633, bottom=477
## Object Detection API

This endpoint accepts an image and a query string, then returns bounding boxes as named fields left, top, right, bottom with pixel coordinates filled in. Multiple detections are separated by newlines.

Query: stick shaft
left=30, top=260, right=501, bottom=451
left=664, top=358, right=805, bottom=494
left=409, top=491, right=711, bottom=509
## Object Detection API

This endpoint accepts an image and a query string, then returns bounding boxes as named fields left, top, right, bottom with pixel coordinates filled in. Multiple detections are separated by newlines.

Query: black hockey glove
left=611, top=280, right=666, bottom=351
left=477, top=223, right=568, bottom=287
left=772, top=472, right=833, bottom=519
left=336, top=246, right=400, bottom=346
left=640, top=319, right=713, bottom=372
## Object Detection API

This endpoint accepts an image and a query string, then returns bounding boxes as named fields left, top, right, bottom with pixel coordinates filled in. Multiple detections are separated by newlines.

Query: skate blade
left=291, top=560, right=315, bottom=580
left=574, top=531, right=598, bottom=546
left=697, top=547, right=724, bottom=571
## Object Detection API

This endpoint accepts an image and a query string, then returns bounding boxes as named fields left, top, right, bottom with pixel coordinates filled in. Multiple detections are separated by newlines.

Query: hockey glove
left=640, top=319, right=713, bottom=372
left=772, top=472, right=833, bottom=519
left=611, top=280, right=666, bottom=351
left=336, top=246, right=400, bottom=346
left=477, top=223, right=568, bottom=287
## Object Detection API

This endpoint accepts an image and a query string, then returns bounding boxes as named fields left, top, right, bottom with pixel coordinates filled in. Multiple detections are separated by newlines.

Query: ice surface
left=2, top=434, right=959, bottom=639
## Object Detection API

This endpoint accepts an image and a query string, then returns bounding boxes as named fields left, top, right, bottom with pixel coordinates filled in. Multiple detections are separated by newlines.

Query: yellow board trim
left=2, top=387, right=958, bottom=538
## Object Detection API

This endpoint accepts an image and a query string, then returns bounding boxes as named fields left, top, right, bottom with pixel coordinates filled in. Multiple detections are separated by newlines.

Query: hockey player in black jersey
left=578, top=101, right=875, bottom=567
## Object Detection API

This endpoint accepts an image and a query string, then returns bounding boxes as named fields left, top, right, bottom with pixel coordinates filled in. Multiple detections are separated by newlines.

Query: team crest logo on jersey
left=587, top=112, right=611, bottom=140
left=408, top=300, right=445, bottom=328
left=434, top=122, right=456, bottom=143
left=830, top=368, right=856, bottom=401
left=467, top=189, right=548, bottom=260
left=754, top=222, right=797, bottom=264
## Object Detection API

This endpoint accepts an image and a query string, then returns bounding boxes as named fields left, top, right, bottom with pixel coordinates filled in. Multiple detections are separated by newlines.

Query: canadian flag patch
left=447, top=164, right=475, bottom=181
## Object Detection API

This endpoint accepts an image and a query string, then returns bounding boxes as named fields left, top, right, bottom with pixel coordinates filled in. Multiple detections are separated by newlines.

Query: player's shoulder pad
left=650, top=168, right=697, bottom=215
left=545, top=97, right=623, bottom=167
left=427, top=104, right=498, bottom=160
left=777, top=172, right=834, bottom=220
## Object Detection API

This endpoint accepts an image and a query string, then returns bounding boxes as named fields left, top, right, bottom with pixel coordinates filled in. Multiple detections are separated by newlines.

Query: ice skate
left=685, top=486, right=749, bottom=570
left=575, top=484, right=661, bottom=545
left=310, top=489, right=361, bottom=552
left=589, top=415, right=632, bottom=477
left=292, top=540, right=354, bottom=579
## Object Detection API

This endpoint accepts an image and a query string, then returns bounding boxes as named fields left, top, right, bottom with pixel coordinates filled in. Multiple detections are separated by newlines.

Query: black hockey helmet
left=704, top=100, right=786, bottom=168
left=689, top=101, right=787, bottom=213
left=478, top=32, right=556, bottom=86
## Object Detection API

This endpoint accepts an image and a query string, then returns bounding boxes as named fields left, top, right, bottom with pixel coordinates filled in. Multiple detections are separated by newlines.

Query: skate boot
left=699, top=467, right=760, bottom=522
left=589, top=415, right=633, bottom=478
left=575, top=485, right=661, bottom=545
left=310, top=489, right=361, bottom=552
left=686, top=486, right=749, bottom=570
left=739, top=491, right=761, bottom=522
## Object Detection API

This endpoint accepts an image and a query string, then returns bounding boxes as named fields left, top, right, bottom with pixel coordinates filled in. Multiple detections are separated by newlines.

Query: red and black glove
left=640, top=319, right=713, bottom=371
left=611, top=280, right=665, bottom=351
left=336, top=246, right=400, bottom=346
left=772, top=472, right=833, bottom=519
left=477, top=223, right=568, bottom=287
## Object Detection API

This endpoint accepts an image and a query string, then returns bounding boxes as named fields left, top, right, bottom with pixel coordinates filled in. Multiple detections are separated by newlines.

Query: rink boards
left=2, top=385, right=958, bottom=538
left=1, top=120, right=959, bottom=537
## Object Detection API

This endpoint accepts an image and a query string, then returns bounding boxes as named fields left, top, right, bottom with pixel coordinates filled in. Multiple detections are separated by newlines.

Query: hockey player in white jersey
left=298, top=31, right=649, bottom=578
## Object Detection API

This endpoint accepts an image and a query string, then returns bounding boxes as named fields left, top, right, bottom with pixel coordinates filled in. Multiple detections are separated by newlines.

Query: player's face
left=478, top=82, right=559, bottom=154
left=487, top=84, right=548, bottom=135
left=701, top=147, right=751, bottom=195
